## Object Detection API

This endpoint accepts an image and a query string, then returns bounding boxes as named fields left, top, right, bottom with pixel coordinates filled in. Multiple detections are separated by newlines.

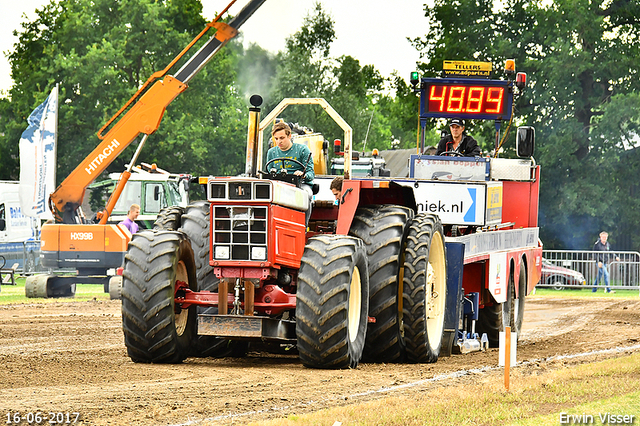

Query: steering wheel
left=440, top=151, right=464, bottom=157
left=259, top=157, right=308, bottom=187
left=263, top=157, right=306, bottom=172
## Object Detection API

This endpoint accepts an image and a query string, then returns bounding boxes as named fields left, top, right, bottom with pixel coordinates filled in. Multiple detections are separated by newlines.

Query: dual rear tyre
left=402, top=214, right=447, bottom=363
left=349, top=205, right=414, bottom=363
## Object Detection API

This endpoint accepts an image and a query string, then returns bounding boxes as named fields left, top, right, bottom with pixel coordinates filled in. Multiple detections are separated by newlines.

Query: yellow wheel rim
left=175, top=260, right=189, bottom=336
left=348, top=266, right=362, bottom=343
left=425, top=231, right=446, bottom=348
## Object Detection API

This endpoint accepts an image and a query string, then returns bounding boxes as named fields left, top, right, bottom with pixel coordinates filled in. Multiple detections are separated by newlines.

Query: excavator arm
left=49, top=0, right=267, bottom=223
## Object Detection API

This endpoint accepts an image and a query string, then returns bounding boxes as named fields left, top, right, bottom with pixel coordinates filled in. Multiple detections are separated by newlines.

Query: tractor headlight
left=215, top=246, right=230, bottom=260
left=251, top=246, right=266, bottom=261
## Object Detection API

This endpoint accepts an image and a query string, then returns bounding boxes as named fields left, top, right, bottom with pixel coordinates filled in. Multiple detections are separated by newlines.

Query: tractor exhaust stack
left=245, top=94, right=263, bottom=177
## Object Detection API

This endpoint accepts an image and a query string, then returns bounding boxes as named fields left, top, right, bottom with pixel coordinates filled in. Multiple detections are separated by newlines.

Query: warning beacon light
left=516, top=72, right=527, bottom=90
left=505, top=59, right=516, bottom=75
left=334, top=138, right=342, bottom=154
left=410, top=71, right=420, bottom=86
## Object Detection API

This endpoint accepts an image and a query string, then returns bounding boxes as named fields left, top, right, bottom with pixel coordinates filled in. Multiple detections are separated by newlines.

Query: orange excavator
left=26, top=0, right=268, bottom=298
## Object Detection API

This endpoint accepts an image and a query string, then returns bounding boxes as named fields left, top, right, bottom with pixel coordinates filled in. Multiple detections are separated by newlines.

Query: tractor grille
left=212, top=206, right=268, bottom=261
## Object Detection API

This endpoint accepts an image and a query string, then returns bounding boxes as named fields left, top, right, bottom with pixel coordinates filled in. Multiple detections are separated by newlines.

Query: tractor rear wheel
left=349, top=205, right=414, bottom=362
left=296, top=235, right=369, bottom=369
left=179, top=202, right=246, bottom=357
left=180, top=202, right=217, bottom=293
left=153, top=206, right=185, bottom=231
left=121, top=230, right=197, bottom=363
left=402, top=214, right=447, bottom=363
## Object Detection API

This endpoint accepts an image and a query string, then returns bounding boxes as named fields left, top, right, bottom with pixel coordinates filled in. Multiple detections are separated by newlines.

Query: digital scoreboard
left=419, top=78, right=513, bottom=121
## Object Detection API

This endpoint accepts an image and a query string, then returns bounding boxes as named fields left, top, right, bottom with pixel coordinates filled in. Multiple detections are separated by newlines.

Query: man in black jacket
left=436, top=118, right=481, bottom=157
left=592, top=231, right=620, bottom=293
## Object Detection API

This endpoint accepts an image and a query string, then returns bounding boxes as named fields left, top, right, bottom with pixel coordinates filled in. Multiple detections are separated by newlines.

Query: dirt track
left=0, top=296, right=639, bottom=425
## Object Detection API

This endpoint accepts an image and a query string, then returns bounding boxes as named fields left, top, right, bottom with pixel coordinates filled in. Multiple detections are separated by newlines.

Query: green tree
left=267, top=2, right=397, bottom=158
left=412, top=0, right=640, bottom=249
left=375, top=74, right=424, bottom=151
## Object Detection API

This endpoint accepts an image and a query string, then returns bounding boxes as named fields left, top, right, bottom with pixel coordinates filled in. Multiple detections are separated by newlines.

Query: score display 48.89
left=419, top=78, right=514, bottom=122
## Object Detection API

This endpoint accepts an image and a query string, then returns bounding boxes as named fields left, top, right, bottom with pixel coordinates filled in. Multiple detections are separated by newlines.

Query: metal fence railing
left=0, top=240, right=48, bottom=277
left=541, top=250, right=640, bottom=293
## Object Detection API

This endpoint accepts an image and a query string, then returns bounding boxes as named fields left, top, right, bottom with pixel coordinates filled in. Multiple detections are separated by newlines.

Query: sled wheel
left=477, top=272, right=513, bottom=348
left=512, top=261, right=527, bottom=339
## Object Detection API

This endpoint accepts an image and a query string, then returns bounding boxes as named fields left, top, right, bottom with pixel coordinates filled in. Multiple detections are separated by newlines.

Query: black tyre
left=180, top=202, right=217, bottom=292
left=547, top=275, right=566, bottom=291
left=476, top=271, right=514, bottom=348
left=512, top=262, right=527, bottom=338
left=25, top=275, right=75, bottom=298
left=179, top=202, right=245, bottom=357
left=402, top=214, right=447, bottom=363
left=121, top=230, right=197, bottom=363
left=349, top=205, right=414, bottom=362
left=296, top=235, right=369, bottom=369
left=153, top=206, right=185, bottom=231
left=109, top=276, right=123, bottom=300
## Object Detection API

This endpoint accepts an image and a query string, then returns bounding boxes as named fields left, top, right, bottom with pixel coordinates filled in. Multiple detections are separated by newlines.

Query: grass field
left=533, top=286, right=639, bottom=298
left=248, top=353, right=640, bottom=426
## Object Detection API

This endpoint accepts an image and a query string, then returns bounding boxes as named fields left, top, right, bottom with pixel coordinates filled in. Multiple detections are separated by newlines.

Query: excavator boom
left=29, top=0, right=269, bottom=299
left=49, top=0, right=267, bottom=221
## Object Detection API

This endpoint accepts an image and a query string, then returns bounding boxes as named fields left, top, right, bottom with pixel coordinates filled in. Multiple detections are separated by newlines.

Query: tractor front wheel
left=121, top=230, right=197, bottom=363
left=296, top=235, right=369, bottom=369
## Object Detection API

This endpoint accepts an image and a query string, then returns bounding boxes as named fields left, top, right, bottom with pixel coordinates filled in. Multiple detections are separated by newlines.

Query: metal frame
left=258, top=98, right=354, bottom=177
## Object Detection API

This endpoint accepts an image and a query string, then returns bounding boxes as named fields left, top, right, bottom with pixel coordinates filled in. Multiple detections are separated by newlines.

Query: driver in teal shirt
left=266, top=121, right=315, bottom=224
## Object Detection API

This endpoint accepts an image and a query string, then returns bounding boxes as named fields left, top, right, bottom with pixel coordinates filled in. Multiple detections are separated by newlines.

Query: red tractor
left=121, top=94, right=449, bottom=368
left=121, top=62, right=542, bottom=369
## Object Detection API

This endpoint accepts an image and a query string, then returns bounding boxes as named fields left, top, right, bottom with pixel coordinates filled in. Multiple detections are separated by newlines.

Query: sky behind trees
left=1, top=0, right=430, bottom=94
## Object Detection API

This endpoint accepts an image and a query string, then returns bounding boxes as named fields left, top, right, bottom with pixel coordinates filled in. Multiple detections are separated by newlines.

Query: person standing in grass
left=592, top=231, right=619, bottom=293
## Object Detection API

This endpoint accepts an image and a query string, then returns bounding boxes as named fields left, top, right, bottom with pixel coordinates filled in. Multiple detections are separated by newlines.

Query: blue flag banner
left=19, top=86, right=57, bottom=220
